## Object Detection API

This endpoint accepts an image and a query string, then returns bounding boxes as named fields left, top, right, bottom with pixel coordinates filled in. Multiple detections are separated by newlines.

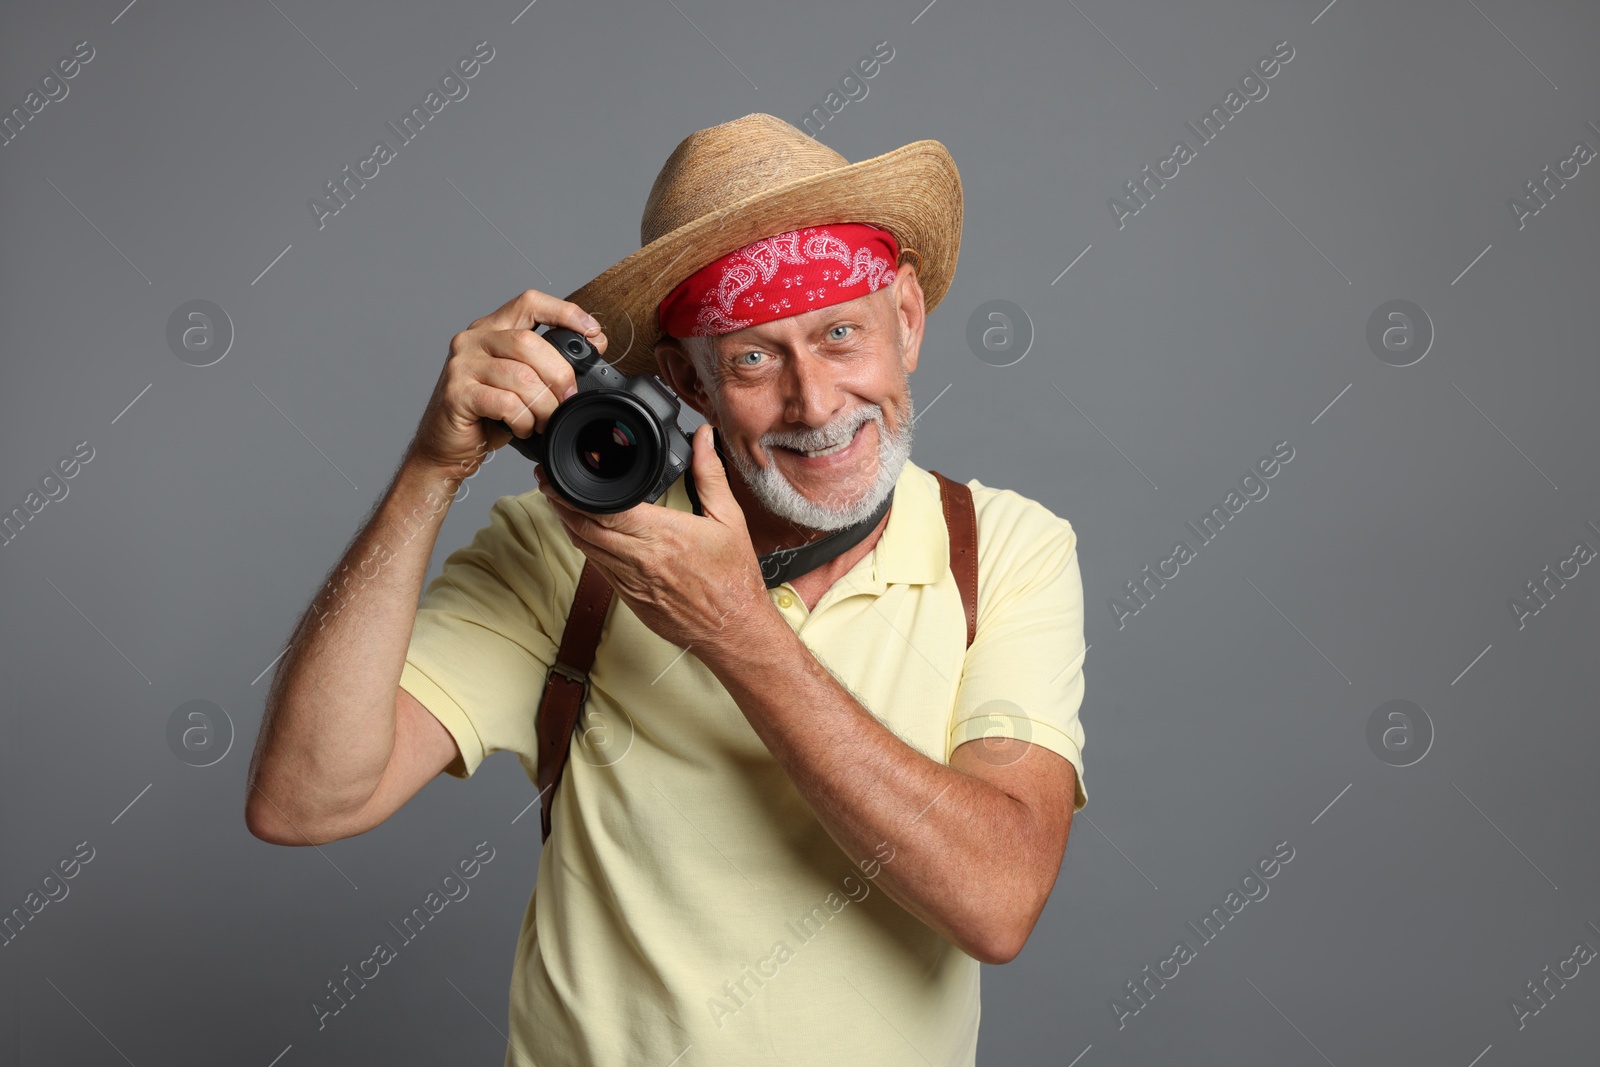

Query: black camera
left=487, top=326, right=697, bottom=514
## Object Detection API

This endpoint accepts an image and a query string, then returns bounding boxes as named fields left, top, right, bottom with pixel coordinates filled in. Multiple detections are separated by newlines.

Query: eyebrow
left=713, top=314, right=870, bottom=358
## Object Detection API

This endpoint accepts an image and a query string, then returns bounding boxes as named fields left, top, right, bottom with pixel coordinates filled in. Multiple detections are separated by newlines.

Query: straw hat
left=564, top=113, right=963, bottom=379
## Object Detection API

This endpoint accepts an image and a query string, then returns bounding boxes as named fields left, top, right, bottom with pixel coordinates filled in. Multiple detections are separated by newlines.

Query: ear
left=890, top=261, right=926, bottom=376
left=656, top=336, right=714, bottom=422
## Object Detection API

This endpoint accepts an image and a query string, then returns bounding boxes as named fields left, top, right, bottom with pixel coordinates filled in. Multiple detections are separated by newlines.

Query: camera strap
left=682, top=426, right=897, bottom=589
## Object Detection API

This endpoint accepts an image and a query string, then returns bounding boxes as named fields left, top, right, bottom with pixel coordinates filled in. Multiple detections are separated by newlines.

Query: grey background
left=2, top=0, right=1597, bottom=1064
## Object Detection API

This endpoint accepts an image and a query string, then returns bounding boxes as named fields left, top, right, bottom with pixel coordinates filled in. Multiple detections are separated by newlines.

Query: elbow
left=960, top=911, right=1027, bottom=966
left=245, top=800, right=285, bottom=845
left=244, top=749, right=360, bottom=847
left=245, top=799, right=298, bottom=846
left=973, top=925, right=1027, bottom=967
left=245, top=794, right=336, bottom=847
left=971, top=888, right=1050, bottom=966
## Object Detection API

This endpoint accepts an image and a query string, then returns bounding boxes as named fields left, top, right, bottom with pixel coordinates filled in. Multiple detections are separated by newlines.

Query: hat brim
left=565, top=138, right=963, bottom=379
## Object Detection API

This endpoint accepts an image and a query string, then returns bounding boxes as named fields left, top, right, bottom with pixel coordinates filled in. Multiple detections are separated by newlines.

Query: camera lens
left=575, top=418, right=639, bottom=480
left=542, top=390, right=669, bottom=513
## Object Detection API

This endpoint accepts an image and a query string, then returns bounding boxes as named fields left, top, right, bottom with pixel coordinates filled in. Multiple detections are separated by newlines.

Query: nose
left=781, top=348, right=844, bottom=429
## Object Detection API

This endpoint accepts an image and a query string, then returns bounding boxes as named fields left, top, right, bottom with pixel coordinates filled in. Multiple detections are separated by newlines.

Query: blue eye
left=828, top=325, right=851, bottom=341
left=737, top=351, right=762, bottom=366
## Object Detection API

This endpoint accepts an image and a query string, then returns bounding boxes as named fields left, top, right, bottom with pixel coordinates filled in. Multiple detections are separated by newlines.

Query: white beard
left=724, top=388, right=915, bottom=532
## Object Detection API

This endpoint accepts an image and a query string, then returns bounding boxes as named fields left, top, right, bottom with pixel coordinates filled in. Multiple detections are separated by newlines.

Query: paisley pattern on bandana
left=658, top=223, right=900, bottom=338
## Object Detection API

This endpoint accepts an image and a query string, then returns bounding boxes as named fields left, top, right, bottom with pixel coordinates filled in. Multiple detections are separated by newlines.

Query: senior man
left=246, top=113, right=1088, bottom=1067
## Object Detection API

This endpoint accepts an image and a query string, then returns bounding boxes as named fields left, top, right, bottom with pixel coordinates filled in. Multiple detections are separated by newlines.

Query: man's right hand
left=409, top=289, right=609, bottom=472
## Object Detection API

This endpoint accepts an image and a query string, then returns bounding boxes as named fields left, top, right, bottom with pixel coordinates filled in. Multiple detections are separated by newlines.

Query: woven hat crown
left=562, top=112, right=962, bottom=378
left=641, top=115, right=850, bottom=246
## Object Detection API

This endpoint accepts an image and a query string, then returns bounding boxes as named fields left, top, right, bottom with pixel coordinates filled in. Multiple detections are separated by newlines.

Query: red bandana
left=657, top=222, right=900, bottom=338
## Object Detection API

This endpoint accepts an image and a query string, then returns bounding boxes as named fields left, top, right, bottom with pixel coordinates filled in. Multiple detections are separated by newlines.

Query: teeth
left=795, top=425, right=858, bottom=458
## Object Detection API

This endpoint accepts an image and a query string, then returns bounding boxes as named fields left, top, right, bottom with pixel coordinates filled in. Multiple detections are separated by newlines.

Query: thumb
left=691, top=424, right=740, bottom=525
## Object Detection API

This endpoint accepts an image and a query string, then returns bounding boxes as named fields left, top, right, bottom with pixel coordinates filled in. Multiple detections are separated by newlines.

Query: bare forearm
left=698, top=611, right=1036, bottom=964
left=246, top=442, right=485, bottom=833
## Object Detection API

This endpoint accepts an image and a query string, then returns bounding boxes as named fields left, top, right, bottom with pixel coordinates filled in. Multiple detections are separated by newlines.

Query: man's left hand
left=536, top=423, right=777, bottom=657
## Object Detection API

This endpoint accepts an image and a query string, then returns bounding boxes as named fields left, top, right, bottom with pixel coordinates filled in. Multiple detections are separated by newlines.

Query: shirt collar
left=665, top=457, right=948, bottom=592
left=866, top=459, right=949, bottom=588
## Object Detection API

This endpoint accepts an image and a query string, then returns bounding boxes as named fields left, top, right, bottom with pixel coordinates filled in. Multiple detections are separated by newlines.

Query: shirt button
left=776, top=591, right=795, bottom=609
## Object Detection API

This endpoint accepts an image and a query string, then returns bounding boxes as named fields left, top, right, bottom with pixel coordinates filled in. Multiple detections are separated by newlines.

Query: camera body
left=488, top=327, right=697, bottom=514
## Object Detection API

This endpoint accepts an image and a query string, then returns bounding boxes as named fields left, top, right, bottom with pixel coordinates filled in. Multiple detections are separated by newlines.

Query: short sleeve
left=400, top=491, right=572, bottom=780
left=947, top=514, right=1088, bottom=812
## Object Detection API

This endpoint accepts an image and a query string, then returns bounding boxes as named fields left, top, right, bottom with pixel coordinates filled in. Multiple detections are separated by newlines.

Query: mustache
left=762, top=407, right=880, bottom=452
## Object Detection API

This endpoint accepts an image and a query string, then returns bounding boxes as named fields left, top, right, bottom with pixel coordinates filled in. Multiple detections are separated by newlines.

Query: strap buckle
left=546, top=658, right=591, bottom=701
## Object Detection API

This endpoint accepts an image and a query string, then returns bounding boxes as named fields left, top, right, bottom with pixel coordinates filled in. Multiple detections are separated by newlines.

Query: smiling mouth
left=780, top=422, right=864, bottom=459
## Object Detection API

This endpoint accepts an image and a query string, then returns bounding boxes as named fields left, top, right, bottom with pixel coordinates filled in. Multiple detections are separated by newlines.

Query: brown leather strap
left=534, top=471, right=978, bottom=845
left=930, top=470, right=978, bottom=650
left=535, top=560, right=614, bottom=842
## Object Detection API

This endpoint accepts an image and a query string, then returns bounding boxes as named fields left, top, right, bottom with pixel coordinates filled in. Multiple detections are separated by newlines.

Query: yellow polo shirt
left=400, top=458, right=1087, bottom=1067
